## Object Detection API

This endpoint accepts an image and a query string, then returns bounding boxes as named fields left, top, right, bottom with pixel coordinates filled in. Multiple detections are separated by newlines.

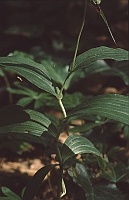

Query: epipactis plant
left=0, top=0, right=129, bottom=200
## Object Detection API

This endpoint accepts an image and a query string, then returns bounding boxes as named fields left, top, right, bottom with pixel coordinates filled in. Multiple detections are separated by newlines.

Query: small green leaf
left=1, top=187, right=21, bottom=200
left=61, top=134, right=101, bottom=164
left=0, top=56, right=57, bottom=96
left=17, top=97, right=33, bottom=107
left=66, top=94, right=129, bottom=125
left=23, top=164, right=57, bottom=200
left=7, top=88, right=32, bottom=96
left=41, top=60, right=68, bottom=86
left=63, top=93, right=91, bottom=109
left=71, top=47, right=128, bottom=72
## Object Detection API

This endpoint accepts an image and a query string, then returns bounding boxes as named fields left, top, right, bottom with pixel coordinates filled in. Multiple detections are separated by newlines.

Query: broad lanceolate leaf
left=61, top=134, right=101, bottom=164
left=0, top=56, right=57, bottom=96
left=66, top=94, right=129, bottom=125
left=70, top=47, right=128, bottom=72
left=0, top=105, right=58, bottom=138
left=23, top=164, right=57, bottom=200
left=69, top=163, right=125, bottom=200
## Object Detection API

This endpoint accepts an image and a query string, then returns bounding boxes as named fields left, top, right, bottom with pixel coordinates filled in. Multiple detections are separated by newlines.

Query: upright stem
left=56, top=143, right=63, bottom=200
left=57, top=0, right=87, bottom=118
left=70, top=0, right=87, bottom=71
left=58, top=98, right=67, bottom=118
left=57, top=167, right=63, bottom=200
left=56, top=1, right=87, bottom=199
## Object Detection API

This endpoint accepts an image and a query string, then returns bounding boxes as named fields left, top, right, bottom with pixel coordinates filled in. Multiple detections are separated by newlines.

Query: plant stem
left=59, top=73, right=71, bottom=97
left=57, top=0, right=87, bottom=118
left=56, top=143, right=63, bottom=200
left=57, top=167, right=63, bottom=200
left=58, top=98, right=67, bottom=118
left=70, top=0, right=87, bottom=72
left=56, top=2, right=87, bottom=198
left=56, top=142, right=62, bottom=165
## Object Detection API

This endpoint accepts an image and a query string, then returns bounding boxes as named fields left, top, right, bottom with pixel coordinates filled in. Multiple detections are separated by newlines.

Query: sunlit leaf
left=61, top=134, right=101, bottom=164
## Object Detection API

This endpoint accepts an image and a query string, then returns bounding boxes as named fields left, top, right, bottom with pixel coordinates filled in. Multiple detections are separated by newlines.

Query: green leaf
left=7, top=88, right=32, bottom=96
left=0, top=56, right=57, bottom=96
left=104, top=61, right=129, bottom=85
left=0, top=105, right=58, bottom=138
left=16, top=97, right=33, bottom=107
left=23, top=164, right=56, bottom=200
left=101, top=163, right=129, bottom=183
left=69, top=163, right=125, bottom=200
left=61, top=134, right=101, bottom=164
left=1, top=187, right=21, bottom=200
left=83, top=60, right=111, bottom=75
left=41, top=60, right=68, bottom=86
left=90, top=184, right=125, bottom=200
left=68, top=163, right=91, bottom=191
left=71, top=47, right=128, bottom=72
left=66, top=94, right=129, bottom=125
left=63, top=93, right=91, bottom=109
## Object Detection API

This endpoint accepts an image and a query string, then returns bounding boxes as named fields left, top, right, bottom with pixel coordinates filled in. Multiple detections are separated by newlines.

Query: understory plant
left=0, top=0, right=129, bottom=200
